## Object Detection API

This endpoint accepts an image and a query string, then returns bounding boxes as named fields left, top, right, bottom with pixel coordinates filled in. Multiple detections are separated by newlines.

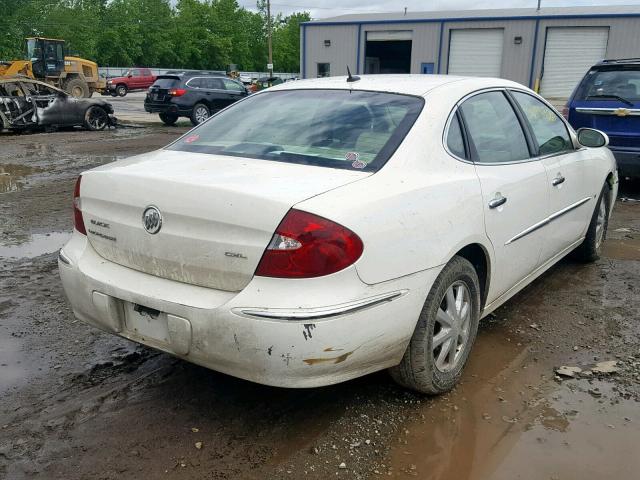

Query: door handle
left=488, top=193, right=507, bottom=209
left=552, top=175, right=566, bottom=186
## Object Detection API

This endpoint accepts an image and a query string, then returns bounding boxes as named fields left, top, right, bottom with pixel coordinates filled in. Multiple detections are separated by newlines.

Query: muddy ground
left=1, top=127, right=639, bottom=480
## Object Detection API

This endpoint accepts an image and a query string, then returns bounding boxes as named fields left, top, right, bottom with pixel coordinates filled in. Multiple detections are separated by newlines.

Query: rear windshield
left=167, top=89, right=424, bottom=171
left=152, top=76, right=181, bottom=89
left=578, top=67, right=640, bottom=102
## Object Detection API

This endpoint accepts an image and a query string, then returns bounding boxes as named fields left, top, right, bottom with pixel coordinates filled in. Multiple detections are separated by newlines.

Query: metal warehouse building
left=300, top=5, right=640, bottom=100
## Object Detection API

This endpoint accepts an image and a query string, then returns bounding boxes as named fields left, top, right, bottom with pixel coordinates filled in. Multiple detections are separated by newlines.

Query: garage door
left=540, top=27, right=609, bottom=99
left=448, top=29, right=504, bottom=77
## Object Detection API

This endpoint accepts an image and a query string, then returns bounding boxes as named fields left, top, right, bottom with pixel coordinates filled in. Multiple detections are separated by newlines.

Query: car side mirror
left=127, top=74, right=133, bottom=78
left=577, top=128, right=609, bottom=148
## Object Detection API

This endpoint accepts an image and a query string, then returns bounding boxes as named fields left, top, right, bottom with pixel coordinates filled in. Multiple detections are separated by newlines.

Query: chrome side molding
left=235, top=290, right=408, bottom=321
left=58, top=249, right=72, bottom=266
left=505, top=196, right=593, bottom=245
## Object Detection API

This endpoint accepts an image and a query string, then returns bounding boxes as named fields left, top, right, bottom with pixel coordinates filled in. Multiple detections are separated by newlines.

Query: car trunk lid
left=80, top=150, right=368, bottom=291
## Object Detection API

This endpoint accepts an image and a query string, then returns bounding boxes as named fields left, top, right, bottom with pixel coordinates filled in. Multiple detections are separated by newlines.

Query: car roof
left=268, top=74, right=524, bottom=97
left=596, top=58, right=640, bottom=65
left=0, top=76, right=62, bottom=89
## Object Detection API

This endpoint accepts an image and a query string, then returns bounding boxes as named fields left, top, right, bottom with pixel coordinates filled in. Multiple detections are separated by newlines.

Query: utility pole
left=267, top=0, right=273, bottom=78
left=537, top=0, right=541, bottom=11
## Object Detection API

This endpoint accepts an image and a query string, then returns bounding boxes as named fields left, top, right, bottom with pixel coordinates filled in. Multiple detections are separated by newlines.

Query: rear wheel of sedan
left=159, top=113, right=178, bottom=126
left=390, top=256, right=480, bottom=394
left=573, top=183, right=610, bottom=262
left=84, top=106, right=108, bottom=131
left=191, top=103, right=210, bottom=125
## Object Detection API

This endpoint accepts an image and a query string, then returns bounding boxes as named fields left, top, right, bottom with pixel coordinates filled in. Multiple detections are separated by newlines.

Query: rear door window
left=459, top=91, right=530, bottom=163
left=205, top=78, right=224, bottom=90
left=187, top=77, right=205, bottom=89
left=511, top=91, right=573, bottom=156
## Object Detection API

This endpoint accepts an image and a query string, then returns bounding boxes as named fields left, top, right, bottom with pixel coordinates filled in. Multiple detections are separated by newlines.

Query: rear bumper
left=144, top=102, right=190, bottom=116
left=610, top=147, right=640, bottom=178
left=58, top=232, right=435, bottom=388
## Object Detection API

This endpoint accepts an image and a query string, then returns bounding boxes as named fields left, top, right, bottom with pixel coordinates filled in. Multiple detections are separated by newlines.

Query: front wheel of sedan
left=573, top=183, right=610, bottom=263
left=390, top=256, right=480, bottom=395
left=84, top=106, right=108, bottom=131
left=190, top=103, right=210, bottom=126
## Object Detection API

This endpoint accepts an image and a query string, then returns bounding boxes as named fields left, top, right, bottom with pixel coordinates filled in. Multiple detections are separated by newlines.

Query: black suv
left=145, top=73, right=248, bottom=126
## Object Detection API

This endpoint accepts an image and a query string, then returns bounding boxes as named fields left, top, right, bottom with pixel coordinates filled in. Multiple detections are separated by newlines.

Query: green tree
left=0, top=0, right=308, bottom=72
left=272, top=11, right=310, bottom=73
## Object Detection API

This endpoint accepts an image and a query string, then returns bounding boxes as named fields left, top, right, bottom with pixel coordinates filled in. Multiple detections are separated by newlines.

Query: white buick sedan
left=59, top=75, right=617, bottom=394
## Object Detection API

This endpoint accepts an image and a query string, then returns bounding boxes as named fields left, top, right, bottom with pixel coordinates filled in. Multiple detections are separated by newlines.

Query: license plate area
left=124, top=302, right=169, bottom=344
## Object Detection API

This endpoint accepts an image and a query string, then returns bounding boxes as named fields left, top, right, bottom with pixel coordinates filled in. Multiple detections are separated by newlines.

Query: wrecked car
left=0, top=77, right=115, bottom=132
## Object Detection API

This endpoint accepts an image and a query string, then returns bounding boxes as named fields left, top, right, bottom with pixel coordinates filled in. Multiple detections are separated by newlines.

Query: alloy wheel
left=87, top=108, right=107, bottom=130
left=194, top=106, right=209, bottom=124
left=432, top=281, right=472, bottom=372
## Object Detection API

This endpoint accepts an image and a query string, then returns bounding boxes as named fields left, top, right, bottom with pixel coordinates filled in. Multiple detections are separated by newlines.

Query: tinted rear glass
left=578, top=67, right=640, bottom=102
left=153, top=76, right=180, bottom=89
left=168, top=89, right=424, bottom=172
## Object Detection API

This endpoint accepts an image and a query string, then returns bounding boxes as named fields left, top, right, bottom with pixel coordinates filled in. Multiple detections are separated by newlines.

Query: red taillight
left=73, top=175, right=86, bottom=235
left=562, top=105, right=569, bottom=120
left=255, top=209, right=363, bottom=278
left=169, top=88, right=186, bottom=97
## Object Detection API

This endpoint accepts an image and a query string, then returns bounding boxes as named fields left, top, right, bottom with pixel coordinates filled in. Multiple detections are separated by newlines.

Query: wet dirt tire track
left=1, top=128, right=639, bottom=479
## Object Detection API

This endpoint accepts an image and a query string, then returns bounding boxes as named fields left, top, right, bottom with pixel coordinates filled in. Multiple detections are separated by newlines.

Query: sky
left=235, top=0, right=640, bottom=19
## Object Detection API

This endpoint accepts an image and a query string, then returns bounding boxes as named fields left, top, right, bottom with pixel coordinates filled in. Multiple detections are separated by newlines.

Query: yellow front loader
left=0, top=38, right=105, bottom=98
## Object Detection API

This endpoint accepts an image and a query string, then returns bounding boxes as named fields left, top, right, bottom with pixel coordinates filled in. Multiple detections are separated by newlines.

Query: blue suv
left=565, top=59, right=640, bottom=178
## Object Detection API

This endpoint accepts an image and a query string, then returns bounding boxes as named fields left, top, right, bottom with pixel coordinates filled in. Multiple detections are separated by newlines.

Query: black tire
left=190, top=103, right=210, bottom=126
left=65, top=77, right=90, bottom=98
left=84, top=106, right=109, bottom=131
left=389, top=256, right=481, bottom=394
left=116, top=84, right=128, bottom=97
left=573, top=183, right=610, bottom=262
left=159, top=113, right=179, bottom=126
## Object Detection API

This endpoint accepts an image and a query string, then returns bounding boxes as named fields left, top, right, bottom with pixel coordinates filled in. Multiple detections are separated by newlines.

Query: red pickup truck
left=105, top=68, right=156, bottom=97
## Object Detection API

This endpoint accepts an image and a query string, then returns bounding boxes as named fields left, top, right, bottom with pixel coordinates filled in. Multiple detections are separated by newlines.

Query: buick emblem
left=142, top=206, right=162, bottom=234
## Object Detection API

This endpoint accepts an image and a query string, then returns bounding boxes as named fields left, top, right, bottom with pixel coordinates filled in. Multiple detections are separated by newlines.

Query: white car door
left=509, top=90, right=593, bottom=262
left=457, top=90, right=550, bottom=305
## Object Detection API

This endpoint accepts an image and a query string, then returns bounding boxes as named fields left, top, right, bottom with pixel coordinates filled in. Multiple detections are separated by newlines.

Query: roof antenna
left=346, top=65, right=360, bottom=82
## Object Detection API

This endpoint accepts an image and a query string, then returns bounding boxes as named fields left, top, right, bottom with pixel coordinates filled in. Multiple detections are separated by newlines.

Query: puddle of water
left=0, top=163, right=43, bottom=194
left=0, top=333, right=29, bottom=396
left=387, top=325, right=640, bottom=480
left=602, top=238, right=640, bottom=261
left=0, top=231, right=71, bottom=259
